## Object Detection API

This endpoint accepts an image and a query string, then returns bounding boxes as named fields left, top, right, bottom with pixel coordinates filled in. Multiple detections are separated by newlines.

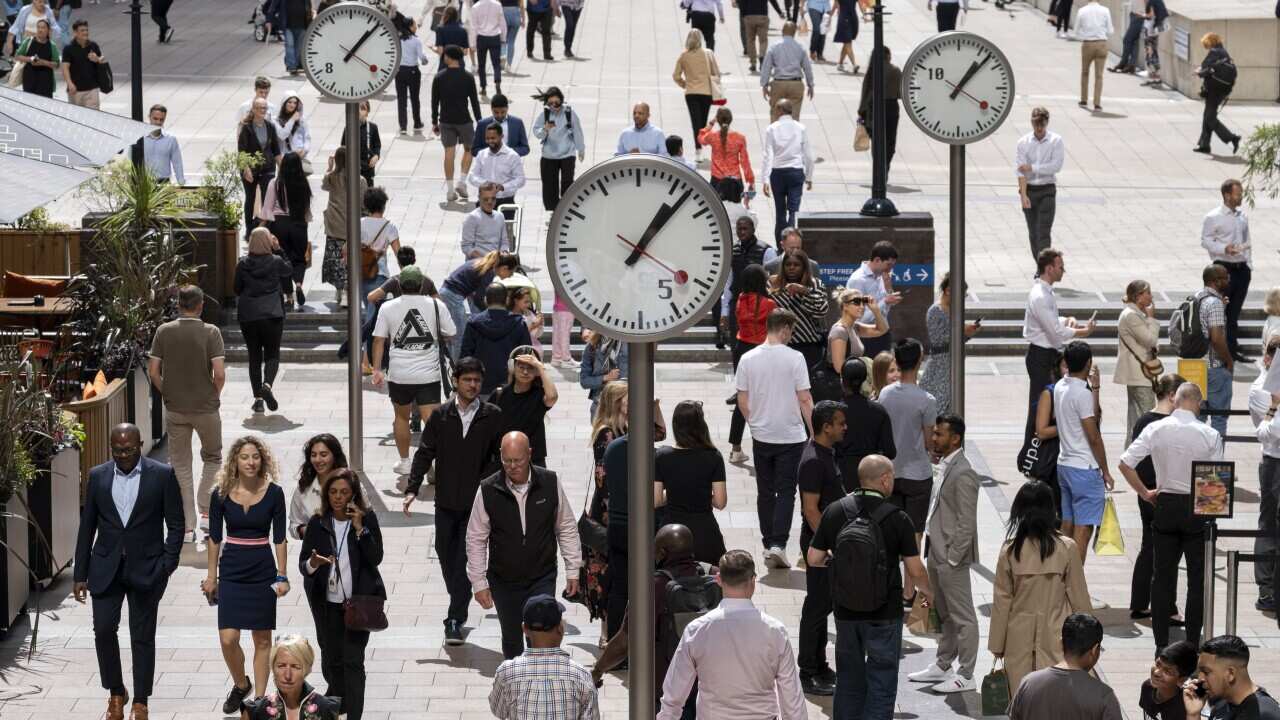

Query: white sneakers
left=908, top=664, right=976, bottom=694
left=551, top=358, right=580, bottom=369
left=393, top=457, right=413, bottom=476
left=456, top=182, right=469, bottom=200
left=908, top=664, right=954, bottom=683
left=934, top=675, right=977, bottom=694
left=728, top=449, right=749, bottom=464
left=763, top=546, right=791, bottom=569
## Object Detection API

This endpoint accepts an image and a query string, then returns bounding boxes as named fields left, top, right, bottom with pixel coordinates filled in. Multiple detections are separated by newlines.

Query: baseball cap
left=522, top=594, right=565, bottom=631
left=399, top=265, right=425, bottom=290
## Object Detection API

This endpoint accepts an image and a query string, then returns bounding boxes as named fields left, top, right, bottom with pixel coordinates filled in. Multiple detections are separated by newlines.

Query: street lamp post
left=128, top=0, right=145, bottom=168
left=860, top=0, right=897, bottom=217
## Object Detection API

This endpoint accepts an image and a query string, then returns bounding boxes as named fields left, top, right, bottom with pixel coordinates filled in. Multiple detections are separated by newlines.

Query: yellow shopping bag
left=1093, top=496, right=1125, bottom=556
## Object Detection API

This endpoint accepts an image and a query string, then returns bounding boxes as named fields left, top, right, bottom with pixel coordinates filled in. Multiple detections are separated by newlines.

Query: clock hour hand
left=624, top=188, right=693, bottom=267
left=948, top=55, right=989, bottom=100
left=344, top=25, right=377, bottom=63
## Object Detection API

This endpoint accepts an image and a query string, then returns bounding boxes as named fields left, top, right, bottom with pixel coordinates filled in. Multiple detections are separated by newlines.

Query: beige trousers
left=166, top=408, right=222, bottom=532
left=768, top=79, right=806, bottom=120
left=1080, top=40, right=1107, bottom=106
left=744, top=16, right=770, bottom=66
left=67, top=88, right=100, bottom=109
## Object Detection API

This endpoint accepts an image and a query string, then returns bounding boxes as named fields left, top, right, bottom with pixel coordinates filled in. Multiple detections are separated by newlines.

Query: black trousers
left=606, top=528, right=629, bottom=639
left=435, top=506, right=473, bottom=624
left=1055, top=0, right=1074, bottom=32
left=753, top=440, right=805, bottom=550
left=93, top=567, right=167, bottom=701
left=1023, top=184, right=1057, bottom=259
left=798, top=533, right=833, bottom=676
left=150, top=0, right=173, bottom=32
left=317, top=601, right=370, bottom=720
left=239, top=317, right=284, bottom=398
left=270, top=217, right=309, bottom=285
left=1214, top=260, right=1250, bottom=354
left=1131, top=492, right=1156, bottom=613
left=685, top=94, right=713, bottom=150
left=1025, top=344, right=1059, bottom=429
left=562, top=7, right=582, bottom=53
left=490, top=569, right=557, bottom=659
left=1197, top=91, right=1237, bottom=149
left=242, top=173, right=272, bottom=239
left=729, top=339, right=758, bottom=446
left=862, top=331, right=894, bottom=359
left=476, top=34, right=503, bottom=92
left=1152, top=493, right=1206, bottom=649
left=395, top=65, right=423, bottom=130
left=690, top=10, right=717, bottom=51
left=540, top=156, right=577, bottom=211
left=526, top=10, right=553, bottom=57
left=936, top=2, right=960, bottom=32
left=864, top=100, right=900, bottom=179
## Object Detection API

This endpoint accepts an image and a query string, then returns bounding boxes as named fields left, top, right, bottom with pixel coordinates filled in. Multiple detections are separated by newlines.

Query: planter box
left=64, top=377, right=129, bottom=500
left=0, top=229, right=80, bottom=280
left=0, top=491, right=31, bottom=634
left=127, top=365, right=165, bottom=454
left=26, top=447, right=80, bottom=586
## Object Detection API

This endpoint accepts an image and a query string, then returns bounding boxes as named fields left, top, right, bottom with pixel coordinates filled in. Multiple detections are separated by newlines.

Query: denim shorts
left=1057, top=465, right=1105, bottom=526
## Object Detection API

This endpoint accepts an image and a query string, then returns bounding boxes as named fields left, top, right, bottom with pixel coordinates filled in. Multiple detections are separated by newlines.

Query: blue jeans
left=769, top=167, right=805, bottom=245
left=439, top=287, right=470, bottom=361
left=503, top=7, right=522, bottom=65
left=284, top=26, right=305, bottom=72
left=57, top=4, right=72, bottom=30
left=1118, top=13, right=1144, bottom=68
left=1204, top=364, right=1232, bottom=439
left=834, top=619, right=902, bottom=720
left=751, top=439, right=805, bottom=549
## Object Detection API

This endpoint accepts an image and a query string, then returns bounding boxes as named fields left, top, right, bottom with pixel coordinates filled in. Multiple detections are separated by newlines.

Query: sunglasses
left=844, top=297, right=866, bottom=305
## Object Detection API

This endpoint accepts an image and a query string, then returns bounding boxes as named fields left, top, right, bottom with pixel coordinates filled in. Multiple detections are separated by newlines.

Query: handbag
left=300, top=156, right=314, bottom=176
left=1093, top=496, right=1125, bottom=556
left=980, top=660, right=1011, bottom=716
left=1016, top=392, right=1059, bottom=479
left=809, top=331, right=846, bottom=403
left=331, top=527, right=389, bottom=632
left=431, top=298, right=455, bottom=398
left=360, top=220, right=389, bottom=281
left=5, top=61, right=24, bottom=89
left=854, top=121, right=871, bottom=152
left=1120, top=334, right=1164, bottom=386
left=906, top=593, right=942, bottom=636
left=577, top=466, right=608, bottom=554
left=96, top=60, right=113, bottom=94
left=703, top=50, right=726, bottom=106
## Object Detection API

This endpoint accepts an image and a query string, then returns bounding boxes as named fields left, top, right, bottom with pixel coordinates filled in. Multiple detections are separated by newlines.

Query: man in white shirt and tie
left=1119, top=382, right=1223, bottom=650
left=1202, top=178, right=1252, bottom=363
left=658, top=549, right=806, bottom=720
left=761, top=99, right=814, bottom=247
left=1074, top=0, right=1114, bottom=110
left=467, top=122, right=526, bottom=206
left=1015, top=107, right=1065, bottom=259
left=1023, top=248, right=1095, bottom=420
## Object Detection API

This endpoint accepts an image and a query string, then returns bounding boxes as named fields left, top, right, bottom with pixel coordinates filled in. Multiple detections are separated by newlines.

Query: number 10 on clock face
left=548, top=159, right=730, bottom=340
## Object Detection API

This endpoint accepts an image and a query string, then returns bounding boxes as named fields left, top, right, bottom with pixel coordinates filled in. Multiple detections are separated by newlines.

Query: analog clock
left=901, top=31, right=1015, bottom=145
left=546, top=156, right=732, bottom=343
left=303, top=2, right=400, bottom=102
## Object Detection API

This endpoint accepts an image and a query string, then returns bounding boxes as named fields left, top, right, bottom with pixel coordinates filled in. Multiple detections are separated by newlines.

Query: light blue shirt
left=143, top=130, right=185, bottom=184
left=112, top=461, right=142, bottom=527
left=531, top=105, right=586, bottom=160
left=615, top=122, right=667, bottom=156
left=807, top=0, right=831, bottom=11
left=760, top=36, right=814, bottom=88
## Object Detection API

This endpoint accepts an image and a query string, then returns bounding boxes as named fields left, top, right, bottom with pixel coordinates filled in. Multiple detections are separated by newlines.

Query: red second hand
left=616, top=235, right=688, bottom=285
left=945, top=81, right=989, bottom=110
left=339, top=45, right=379, bottom=73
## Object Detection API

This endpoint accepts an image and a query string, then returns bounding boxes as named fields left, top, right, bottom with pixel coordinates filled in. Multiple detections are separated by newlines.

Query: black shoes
left=444, top=619, right=465, bottom=646
left=565, top=49, right=575, bottom=59
left=409, top=415, right=422, bottom=433
left=296, top=287, right=306, bottom=307
left=1193, top=146, right=1211, bottom=154
left=1130, top=609, right=1152, bottom=620
left=1231, top=136, right=1241, bottom=154
left=251, top=398, right=265, bottom=414
left=801, top=669, right=836, bottom=696
left=261, top=384, right=279, bottom=412
left=1232, top=351, right=1253, bottom=363
left=223, top=678, right=252, bottom=715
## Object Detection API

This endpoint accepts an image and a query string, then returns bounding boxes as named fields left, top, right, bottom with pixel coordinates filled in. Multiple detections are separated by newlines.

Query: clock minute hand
left=624, top=187, right=694, bottom=267
left=344, top=26, right=378, bottom=63
left=948, top=55, right=989, bottom=100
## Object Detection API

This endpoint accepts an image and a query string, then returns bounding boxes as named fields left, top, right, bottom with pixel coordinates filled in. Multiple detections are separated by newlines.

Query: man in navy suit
left=472, top=94, right=530, bottom=159
left=73, top=423, right=184, bottom=720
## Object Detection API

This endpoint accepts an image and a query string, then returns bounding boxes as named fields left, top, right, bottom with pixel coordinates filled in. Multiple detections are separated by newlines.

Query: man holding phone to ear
left=846, top=241, right=905, bottom=357
left=1183, top=634, right=1280, bottom=719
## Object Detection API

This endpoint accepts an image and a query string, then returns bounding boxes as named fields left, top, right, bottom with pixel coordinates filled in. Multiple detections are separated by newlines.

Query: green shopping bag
left=1093, top=496, right=1125, bottom=556
left=981, top=660, right=1010, bottom=716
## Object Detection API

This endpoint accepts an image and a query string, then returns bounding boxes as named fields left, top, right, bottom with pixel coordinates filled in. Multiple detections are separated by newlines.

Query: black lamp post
left=860, top=0, right=897, bottom=217
left=128, top=0, right=144, bottom=168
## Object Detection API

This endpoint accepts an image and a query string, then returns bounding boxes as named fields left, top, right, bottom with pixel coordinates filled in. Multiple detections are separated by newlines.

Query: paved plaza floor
left=6, top=0, right=1280, bottom=718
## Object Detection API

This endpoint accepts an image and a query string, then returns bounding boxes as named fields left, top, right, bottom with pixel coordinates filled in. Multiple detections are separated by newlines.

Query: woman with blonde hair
left=1262, top=287, right=1280, bottom=347
left=672, top=29, right=722, bottom=164
left=1114, top=279, right=1160, bottom=439
left=581, top=381, right=629, bottom=643
left=202, top=436, right=289, bottom=714
left=241, top=635, right=340, bottom=719
left=870, top=350, right=899, bottom=399
left=828, top=287, right=888, bottom=374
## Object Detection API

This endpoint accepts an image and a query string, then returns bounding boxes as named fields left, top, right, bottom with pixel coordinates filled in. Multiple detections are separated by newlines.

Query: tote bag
left=703, top=50, right=726, bottom=105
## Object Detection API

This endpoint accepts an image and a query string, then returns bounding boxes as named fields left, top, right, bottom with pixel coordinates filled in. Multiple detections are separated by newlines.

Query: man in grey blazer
left=907, top=413, right=981, bottom=694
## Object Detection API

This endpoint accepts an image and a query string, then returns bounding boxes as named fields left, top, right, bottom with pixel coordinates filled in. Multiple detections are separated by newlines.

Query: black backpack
left=1207, top=58, right=1238, bottom=92
left=829, top=496, right=899, bottom=613
left=1169, top=293, right=1210, bottom=359
left=656, top=568, right=723, bottom=663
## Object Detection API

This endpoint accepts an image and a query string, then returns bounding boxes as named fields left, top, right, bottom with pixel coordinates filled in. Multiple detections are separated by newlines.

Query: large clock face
left=901, top=31, right=1015, bottom=145
left=303, top=2, right=400, bottom=102
left=546, top=156, right=731, bottom=342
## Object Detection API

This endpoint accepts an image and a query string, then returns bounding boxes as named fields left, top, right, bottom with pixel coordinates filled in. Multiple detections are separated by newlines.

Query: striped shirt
left=490, top=648, right=599, bottom=720
left=769, top=280, right=830, bottom=345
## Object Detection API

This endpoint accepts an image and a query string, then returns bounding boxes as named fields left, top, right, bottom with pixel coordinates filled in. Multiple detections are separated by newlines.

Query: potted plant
left=0, top=206, right=80, bottom=278
left=25, top=405, right=84, bottom=585
left=200, top=149, right=262, bottom=304
left=1242, top=123, right=1280, bottom=207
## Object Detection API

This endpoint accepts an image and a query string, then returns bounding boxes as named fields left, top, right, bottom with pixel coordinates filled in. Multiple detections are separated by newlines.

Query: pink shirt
left=465, top=473, right=582, bottom=592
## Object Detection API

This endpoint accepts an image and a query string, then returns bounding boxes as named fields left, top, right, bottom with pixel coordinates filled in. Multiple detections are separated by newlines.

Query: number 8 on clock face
left=546, top=156, right=732, bottom=343
left=901, top=31, right=1016, bottom=145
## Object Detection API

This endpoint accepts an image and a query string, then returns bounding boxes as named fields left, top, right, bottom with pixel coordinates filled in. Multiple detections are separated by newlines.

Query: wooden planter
left=0, top=229, right=81, bottom=279
left=63, top=377, right=129, bottom=500
left=0, top=490, right=31, bottom=634
left=26, top=447, right=80, bottom=586
left=127, top=365, right=165, bottom=454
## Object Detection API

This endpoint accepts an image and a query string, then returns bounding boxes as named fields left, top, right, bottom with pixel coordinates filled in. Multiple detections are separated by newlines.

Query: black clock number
left=658, top=278, right=673, bottom=300
left=928, top=67, right=945, bottom=81
left=325, top=62, right=333, bottom=73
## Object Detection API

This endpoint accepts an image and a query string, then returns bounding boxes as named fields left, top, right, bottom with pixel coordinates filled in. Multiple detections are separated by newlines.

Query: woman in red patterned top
left=697, top=107, right=755, bottom=204
left=727, top=264, right=776, bottom=464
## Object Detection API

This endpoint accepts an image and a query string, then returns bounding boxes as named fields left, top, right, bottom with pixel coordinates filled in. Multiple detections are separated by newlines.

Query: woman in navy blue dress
left=201, top=435, right=290, bottom=715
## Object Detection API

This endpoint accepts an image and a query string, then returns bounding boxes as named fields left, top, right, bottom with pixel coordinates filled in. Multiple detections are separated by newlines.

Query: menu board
left=1191, top=461, right=1234, bottom=519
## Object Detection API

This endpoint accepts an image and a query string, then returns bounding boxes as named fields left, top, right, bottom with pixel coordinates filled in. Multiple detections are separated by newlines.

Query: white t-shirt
left=1053, top=375, right=1097, bottom=469
left=361, top=217, right=401, bottom=277
left=735, top=342, right=810, bottom=444
left=373, top=295, right=456, bottom=385
left=326, top=519, right=354, bottom=603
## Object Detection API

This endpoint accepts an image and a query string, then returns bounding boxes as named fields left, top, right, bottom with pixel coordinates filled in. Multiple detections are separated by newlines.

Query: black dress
left=209, top=483, right=287, bottom=630
left=19, top=38, right=56, bottom=98
left=834, top=0, right=858, bottom=43
left=656, top=446, right=727, bottom=565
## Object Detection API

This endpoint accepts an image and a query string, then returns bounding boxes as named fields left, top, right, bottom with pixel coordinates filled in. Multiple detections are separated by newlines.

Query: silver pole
left=627, top=342, right=656, bottom=717
left=949, top=144, right=965, bottom=418
left=1203, top=521, right=1216, bottom=640
left=346, top=102, right=364, bottom=471
left=1225, top=550, right=1238, bottom=637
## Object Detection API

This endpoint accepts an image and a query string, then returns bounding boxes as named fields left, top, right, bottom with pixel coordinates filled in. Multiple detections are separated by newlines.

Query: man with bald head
left=73, top=423, right=183, bottom=720
left=806, top=454, right=932, bottom=720
left=466, top=431, right=582, bottom=658
left=615, top=102, right=668, bottom=156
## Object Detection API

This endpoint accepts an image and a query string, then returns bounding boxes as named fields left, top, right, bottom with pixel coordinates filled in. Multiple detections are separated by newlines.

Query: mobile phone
left=1191, top=680, right=1208, bottom=699
left=897, top=288, right=912, bottom=297
left=974, top=316, right=983, bottom=326
left=1088, top=310, right=1098, bottom=323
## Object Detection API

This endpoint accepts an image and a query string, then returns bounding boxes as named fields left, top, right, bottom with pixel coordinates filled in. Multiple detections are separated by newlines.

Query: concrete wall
left=1023, top=0, right=1280, bottom=101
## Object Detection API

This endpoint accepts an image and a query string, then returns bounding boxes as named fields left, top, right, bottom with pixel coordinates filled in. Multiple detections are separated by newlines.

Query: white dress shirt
left=464, top=475, right=582, bottom=593
left=467, top=144, right=526, bottom=199
left=1015, top=130, right=1065, bottom=186
left=1250, top=373, right=1280, bottom=459
left=469, top=0, right=507, bottom=42
left=1201, top=204, right=1251, bottom=268
left=112, top=461, right=142, bottom=526
left=1074, top=2, right=1115, bottom=40
left=658, top=598, right=806, bottom=720
left=1120, top=408, right=1224, bottom=494
left=1022, top=278, right=1076, bottom=350
left=846, top=261, right=891, bottom=324
left=761, top=116, right=815, bottom=180
left=400, top=35, right=431, bottom=67
left=688, top=0, right=725, bottom=18
left=458, top=396, right=481, bottom=436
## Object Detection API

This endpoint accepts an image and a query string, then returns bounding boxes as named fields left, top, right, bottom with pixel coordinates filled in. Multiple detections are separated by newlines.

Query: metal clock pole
left=949, top=144, right=965, bottom=417
left=860, top=0, right=897, bottom=217
left=345, top=103, right=364, bottom=471
left=627, top=341, right=657, bottom=718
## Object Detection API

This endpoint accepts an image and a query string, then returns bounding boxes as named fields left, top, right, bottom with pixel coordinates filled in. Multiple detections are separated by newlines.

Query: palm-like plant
left=1242, top=123, right=1280, bottom=207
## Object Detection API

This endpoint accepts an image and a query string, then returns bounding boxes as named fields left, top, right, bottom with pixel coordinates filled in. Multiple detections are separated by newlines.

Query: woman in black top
left=655, top=400, right=728, bottom=565
left=1192, top=33, right=1242, bottom=155
left=238, top=97, right=282, bottom=240
left=358, top=99, right=381, bottom=186
left=15, top=20, right=58, bottom=98
left=257, top=152, right=313, bottom=308
left=835, top=359, right=896, bottom=491
left=1128, top=373, right=1183, bottom=621
left=1138, top=641, right=1197, bottom=720
left=768, top=248, right=830, bottom=369
left=491, top=345, right=559, bottom=466
left=235, top=228, right=294, bottom=414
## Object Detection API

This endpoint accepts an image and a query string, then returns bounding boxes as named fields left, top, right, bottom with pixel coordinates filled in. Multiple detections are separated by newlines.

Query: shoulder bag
left=360, top=220, right=389, bottom=281
left=431, top=297, right=455, bottom=398
left=333, top=524, right=389, bottom=632
left=96, top=60, right=114, bottom=94
left=810, top=326, right=847, bottom=403
left=577, top=462, right=608, bottom=554
left=703, top=50, right=726, bottom=106
left=1119, top=333, right=1163, bottom=388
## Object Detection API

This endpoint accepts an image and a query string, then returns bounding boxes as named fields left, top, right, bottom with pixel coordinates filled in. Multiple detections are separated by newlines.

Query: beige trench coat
left=988, top=535, right=1092, bottom=693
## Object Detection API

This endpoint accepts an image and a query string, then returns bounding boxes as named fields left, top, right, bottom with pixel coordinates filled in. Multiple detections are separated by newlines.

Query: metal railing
left=1203, top=524, right=1275, bottom=639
